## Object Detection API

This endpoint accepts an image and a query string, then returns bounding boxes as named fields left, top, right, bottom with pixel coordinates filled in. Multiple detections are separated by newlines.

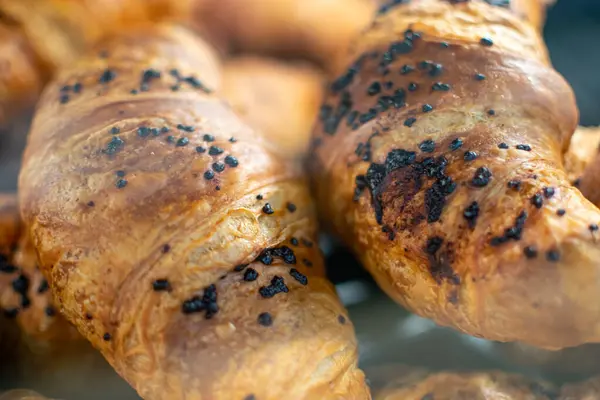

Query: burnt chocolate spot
left=99, top=69, right=116, bottom=84
left=419, top=139, right=435, bottom=153
left=181, top=284, right=218, bottom=318
left=152, top=279, right=170, bottom=291
left=262, top=203, right=274, bottom=215
left=243, top=268, right=258, bottom=281
left=543, top=187, right=555, bottom=198
left=404, top=117, right=417, bottom=127
left=37, top=279, right=49, bottom=294
left=425, top=237, right=459, bottom=284
left=531, top=193, right=543, bottom=209
left=258, top=312, right=273, bottom=326
left=426, top=237, right=444, bottom=255
left=546, top=249, right=560, bottom=262
left=449, top=138, right=463, bottom=151
left=471, top=167, right=492, bottom=187
left=257, top=246, right=296, bottom=265
left=463, top=201, right=480, bottom=228
left=289, top=268, right=308, bottom=285
left=463, top=151, right=477, bottom=161
left=507, top=180, right=522, bottom=191
left=480, top=37, right=494, bottom=46
left=378, top=0, right=410, bottom=15
left=490, top=211, right=528, bottom=246
left=259, top=276, right=289, bottom=298
left=524, top=246, right=538, bottom=259
left=224, top=155, right=238, bottom=167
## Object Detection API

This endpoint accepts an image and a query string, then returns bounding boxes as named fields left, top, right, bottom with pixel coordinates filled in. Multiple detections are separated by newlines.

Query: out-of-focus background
left=1, top=1, right=600, bottom=399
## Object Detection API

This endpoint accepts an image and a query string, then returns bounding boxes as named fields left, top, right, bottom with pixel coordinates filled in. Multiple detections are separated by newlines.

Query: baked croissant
left=570, top=127, right=600, bottom=206
left=0, top=0, right=372, bottom=127
left=309, top=0, right=600, bottom=349
left=19, top=25, right=368, bottom=400
left=222, top=56, right=325, bottom=157
left=0, top=0, right=199, bottom=126
left=371, top=368, right=557, bottom=400
left=0, top=194, right=80, bottom=347
left=195, top=0, right=375, bottom=74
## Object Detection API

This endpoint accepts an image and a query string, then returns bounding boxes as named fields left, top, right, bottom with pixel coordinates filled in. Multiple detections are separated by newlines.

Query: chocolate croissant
left=309, top=0, right=600, bottom=349
left=19, top=25, right=368, bottom=400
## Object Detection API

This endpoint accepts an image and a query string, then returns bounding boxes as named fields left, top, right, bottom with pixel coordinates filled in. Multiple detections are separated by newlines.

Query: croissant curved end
left=310, top=0, right=600, bottom=349
left=19, top=25, right=368, bottom=400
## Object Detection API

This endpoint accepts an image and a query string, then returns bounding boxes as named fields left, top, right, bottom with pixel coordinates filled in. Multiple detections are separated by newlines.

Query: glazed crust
left=309, top=0, right=600, bottom=349
left=222, top=56, right=325, bottom=157
left=19, top=25, right=368, bottom=400
left=372, top=368, right=557, bottom=400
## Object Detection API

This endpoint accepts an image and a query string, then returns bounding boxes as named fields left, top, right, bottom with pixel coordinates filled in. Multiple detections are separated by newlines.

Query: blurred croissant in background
left=0, top=0, right=374, bottom=126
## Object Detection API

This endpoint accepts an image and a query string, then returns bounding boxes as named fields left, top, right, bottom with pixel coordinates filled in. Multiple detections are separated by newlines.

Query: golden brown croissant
left=0, top=194, right=79, bottom=345
left=564, top=126, right=600, bottom=185
left=308, top=0, right=600, bottom=349
left=19, top=25, right=368, bottom=400
left=371, top=368, right=557, bottom=400
left=0, top=0, right=206, bottom=125
left=195, top=0, right=375, bottom=74
left=222, top=56, right=325, bottom=157
left=0, top=0, right=371, bottom=126
left=569, top=127, right=600, bottom=206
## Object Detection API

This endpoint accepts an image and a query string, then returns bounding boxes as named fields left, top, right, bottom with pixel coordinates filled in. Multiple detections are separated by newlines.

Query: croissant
left=308, top=0, right=600, bottom=349
left=0, top=225, right=80, bottom=346
left=0, top=0, right=198, bottom=125
left=18, top=25, right=368, bottom=400
left=222, top=56, right=325, bottom=157
left=371, top=368, right=557, bottom=400
left=570, top=127, right=600, bottom=206
left=195, top=0, right=375, bottom=74
left=564, top=126, right=600, bottom=185
left=0, top=0, right=372, bottom=127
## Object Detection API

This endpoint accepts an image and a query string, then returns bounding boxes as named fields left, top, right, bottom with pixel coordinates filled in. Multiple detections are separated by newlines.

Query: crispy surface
left=222, top=56, right=325, bottom=157
left=19, top=25, right=368, bottom=400
left=373, top=369, right=557, bottom=400
left=309, top=0, right=600, bottom=349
